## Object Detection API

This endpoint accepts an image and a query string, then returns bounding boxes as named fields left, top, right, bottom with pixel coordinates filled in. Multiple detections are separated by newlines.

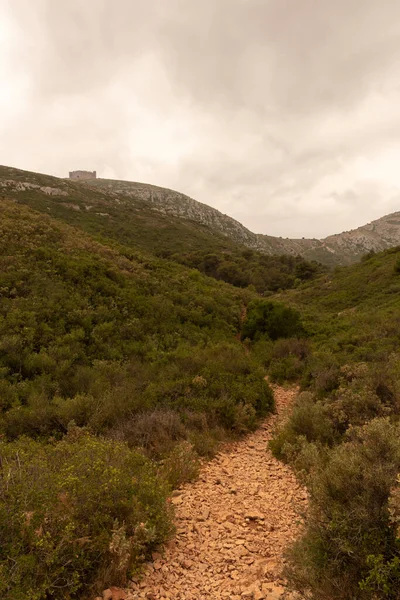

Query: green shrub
left=269, top=392, right=336, bottom=461
left=328, top=384, right=389, bottom=433
left=187, top=428, right=221, bottom=458
left=272, top=337, right=310, bottom=360
left=116, top=409, right=187, bottom=458
left=161, top=441, right=200, bottom=489
left=241, top=300, right=305, bottom=342
left=267, top=338, right=310, bottom=383
left=285, top=418, right=400, bottom=600
left=269, top=356, right=304, bottom=383
left=251, top=339, right=274, bottom=367
left=0, top=429, right=172, bottom=600
left=303, top=352, right=341, bottom=397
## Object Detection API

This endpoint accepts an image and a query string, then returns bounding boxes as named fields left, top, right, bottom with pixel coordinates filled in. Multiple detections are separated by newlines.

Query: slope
left=0, top=197, right=275, bottom=441
left=0, top=196, right=278, bottom=599
left=0, top=165, right=322, bottom=292
left=265, top=246, right=400, bottom=599
left=4, top=164, right=400, bottom=266
left=86, top=176, right=400, bottom=266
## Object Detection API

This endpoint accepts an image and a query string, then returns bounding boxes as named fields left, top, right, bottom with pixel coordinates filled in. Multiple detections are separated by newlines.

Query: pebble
left=102, top=385, right=306, bottom=600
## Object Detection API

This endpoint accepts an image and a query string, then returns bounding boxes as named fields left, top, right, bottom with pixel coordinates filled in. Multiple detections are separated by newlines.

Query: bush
left=241, top=300, right=305, bottom=342
left=269, top=392, right=336, bottom=461
left=267, top=338, right=310, bottom=383
left=272, top=338, right=310, bottom=360
left=0, top=429, right=172, bottom=600
left=328, top=383, right=389, bottom=433
left=269, top=356, right=304, bottom=383
left=285, top=418, right=400, bottom=600
left=251, top=339, right=274, bottom=367
left=161, top=441, right=200, bottom=489
left=187, top=428, right=221, bottom=458
left=116, top=409, right=187, bottom=458
left=303, top=352, right=341, bottom=397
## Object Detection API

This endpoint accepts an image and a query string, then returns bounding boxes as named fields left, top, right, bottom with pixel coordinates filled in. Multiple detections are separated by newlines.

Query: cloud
left=1, top=0, right=400, bottom=238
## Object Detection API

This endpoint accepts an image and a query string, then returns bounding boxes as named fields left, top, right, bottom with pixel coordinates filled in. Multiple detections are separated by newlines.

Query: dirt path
left=125, top=385, right=306, bottom=600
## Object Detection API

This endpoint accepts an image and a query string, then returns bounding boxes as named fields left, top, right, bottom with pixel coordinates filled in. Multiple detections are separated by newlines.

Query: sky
left=1, top=0, right=400, bottom=238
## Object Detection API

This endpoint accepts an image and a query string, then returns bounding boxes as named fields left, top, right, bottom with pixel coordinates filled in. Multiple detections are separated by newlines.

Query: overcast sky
left=1, top=0, right=400, bottom=238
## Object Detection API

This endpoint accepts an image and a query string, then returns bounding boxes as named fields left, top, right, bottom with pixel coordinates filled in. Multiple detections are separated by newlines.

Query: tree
left=241, top=300, right=304, bottom=341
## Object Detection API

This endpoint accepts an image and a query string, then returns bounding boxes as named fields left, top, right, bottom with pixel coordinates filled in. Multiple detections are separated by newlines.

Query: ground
left=99, top=385, right=306, bottom=600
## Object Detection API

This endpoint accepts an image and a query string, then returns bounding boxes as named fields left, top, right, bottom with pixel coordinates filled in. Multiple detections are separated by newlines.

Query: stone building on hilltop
left=69, top=170, right=97, bottom=180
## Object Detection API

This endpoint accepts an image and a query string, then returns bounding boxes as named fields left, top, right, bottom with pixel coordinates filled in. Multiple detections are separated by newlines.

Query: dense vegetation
left=0, top=165, right=323, bottom=295
left=241, top=299, right=305, bottom=342
left=0, top=199, right=275, bottom=599
left=266, top=246, right=400, bottom=599
left=1, top=432, right=172, bottom=599
left=5, top=165, right=400, bottom=599
left=165, top=248, right=321, bottom=293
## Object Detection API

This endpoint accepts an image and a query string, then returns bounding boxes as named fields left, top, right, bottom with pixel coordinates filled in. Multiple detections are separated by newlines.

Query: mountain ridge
left=76, top=175, right=400, bottom=265
left=2, top=164, right=400, bottom=265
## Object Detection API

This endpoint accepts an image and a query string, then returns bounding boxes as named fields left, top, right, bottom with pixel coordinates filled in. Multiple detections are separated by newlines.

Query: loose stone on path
left=122, top=385, right=306, bottom=600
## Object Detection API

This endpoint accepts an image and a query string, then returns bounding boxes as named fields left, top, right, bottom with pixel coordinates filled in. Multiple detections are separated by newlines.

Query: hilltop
left=85, top=175, right=400, bottom=265
left=2, top=165, right=400, bottom=266
left=0, top=165, right=322, bottom=293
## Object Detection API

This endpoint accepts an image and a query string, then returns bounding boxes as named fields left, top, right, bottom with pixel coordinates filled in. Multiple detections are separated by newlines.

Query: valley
left=1, top=165, right=400, bottom=600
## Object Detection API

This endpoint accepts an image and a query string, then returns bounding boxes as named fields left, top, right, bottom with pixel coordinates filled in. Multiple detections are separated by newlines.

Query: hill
left=263, top=246, right=400, bottom=599
left=85, top=176, right=400, bottom=265
left=83, top=176, right=400, bottom=265
left=0, top=165, right=322, bottom=292
left=2, top=165, right=400, bottom=266
left=0, top=197, right=277, bottom=599
left=3, top=164, right=400, bottom=598
left=0, top=197, right=275, bottom=441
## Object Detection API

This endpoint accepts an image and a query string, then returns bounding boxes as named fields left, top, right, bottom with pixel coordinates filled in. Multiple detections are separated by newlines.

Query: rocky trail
left=103, top=385, right=306, bottom=600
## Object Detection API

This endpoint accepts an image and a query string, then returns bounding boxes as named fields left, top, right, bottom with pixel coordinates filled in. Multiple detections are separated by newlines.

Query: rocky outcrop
left=0, top=179, right=68, bottom=196
left=2, top=164, right=400, bottom=266
left=87, top=178, right=400, bottom=265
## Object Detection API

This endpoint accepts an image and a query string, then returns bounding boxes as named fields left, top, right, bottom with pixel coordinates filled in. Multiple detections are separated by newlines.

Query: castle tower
left=69, top=170, right=97, bottom=180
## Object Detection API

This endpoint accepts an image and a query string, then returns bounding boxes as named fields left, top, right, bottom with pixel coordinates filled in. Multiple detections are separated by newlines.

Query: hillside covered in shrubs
left=0, top=194, right=315, bottom=599
left=5, top=164, right=400, bottom=600
left=0, top=165, right=323, bottom=295
left=0, top=199, right=282, bottom=599
left=266, top=246, right=400, bottom=599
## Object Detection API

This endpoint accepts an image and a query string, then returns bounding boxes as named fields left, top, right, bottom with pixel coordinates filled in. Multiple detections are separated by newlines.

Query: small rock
left=198, top=508, right=210, bottom=521
left=245, top=511, right=265, bottom=521
left=171, top=496, right=183, bottom=505
left=151, top=551, right=162, bottom=561
left=103, top=588, right=126, bottom=600
left=181, top=559, right=193, bottom=569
